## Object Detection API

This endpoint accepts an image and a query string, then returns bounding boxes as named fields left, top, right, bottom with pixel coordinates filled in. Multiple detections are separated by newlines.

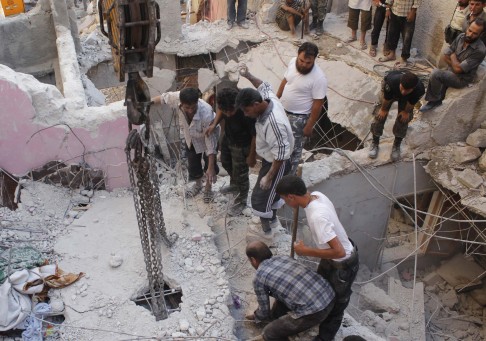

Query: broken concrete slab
left=453, top=146, right=481, bottom=164
left=213, top=60, right=226, bottom=79
left=423, top=271, right=444, bottom=287
left=456, top=169, right=483, bottom=189
left=198, top=68, right=220, bottom=93
left=436, top=253, right=486, bottom=291
left=258, top=2, right=279, bottom=24
left=466, top=129, right=486, bottom=148
left=388, top=278, right=426, bottom=341
left=479, top=151, right=486, bottom=172
left=360, top=282, right=400, bottom=313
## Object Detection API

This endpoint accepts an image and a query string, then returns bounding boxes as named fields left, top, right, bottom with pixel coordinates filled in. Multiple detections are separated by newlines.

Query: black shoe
left=419, top=100, right=442, bottom=112
left=316, top=20, right=324, bottom=35
left=309, top=18, right=318, bottom=31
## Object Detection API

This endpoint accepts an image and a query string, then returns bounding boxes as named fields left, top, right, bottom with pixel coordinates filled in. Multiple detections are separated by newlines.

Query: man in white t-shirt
left=276, top=175, right=359, bottom=341
left=276, top=42, right=327, bottom=175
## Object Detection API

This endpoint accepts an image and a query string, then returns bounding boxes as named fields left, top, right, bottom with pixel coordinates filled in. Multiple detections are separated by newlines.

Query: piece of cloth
left=348, top=0, right=372, bottom=11
left=220, top=138, right=250, bottom=205
left=371, top=0, right=387, bottom=46
left=0, top=246, right=44, bottom=284
left=304, top=192, right=355, bottom=261
left=280, top=57, right=328, bottom=115
left=227, top=0, right=247, bottom=24
left=450, top=5, right=469, bottom=31
left=22, top=303, right=51, bottom=341
left=262, top=299, right=335, bottom=341
left=0, top=276, right=32, bottom=331
left=222, top=108, right=255, bottom=147
left=386, top=10, right=416, bottom=59
left=385, top=0, right=421, bottom=17
left=254, top=82, right=294, bottom=163
left=370, top=71, right=424, bottom=138
left=444, top=33, right=486, bottom=84
left=310, top=0, right=328, bottom=21
left=159, top=92, right=219, bottom=155
left=347, top=6, right=372, bottom=31
left=185, top=143, right=219, bottom=181
left=251, top=159, right=290, bottom=219
left=316, top=248, right=359, bottom=340
left=253, top=255, right=335, bottom=321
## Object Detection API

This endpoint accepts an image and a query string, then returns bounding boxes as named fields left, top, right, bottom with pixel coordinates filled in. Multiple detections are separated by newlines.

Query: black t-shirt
left=383, top=71, right=425, bottom=105
left=223, top=109, right=256, bottom=147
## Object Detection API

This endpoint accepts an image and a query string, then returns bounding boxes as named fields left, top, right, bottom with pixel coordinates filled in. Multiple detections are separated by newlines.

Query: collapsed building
left=1, top=0, right=486, bottom=340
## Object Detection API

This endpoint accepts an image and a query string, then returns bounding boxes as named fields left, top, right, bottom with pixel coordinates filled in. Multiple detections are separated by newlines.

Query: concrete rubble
left=1, top=0, right=486, bottom=340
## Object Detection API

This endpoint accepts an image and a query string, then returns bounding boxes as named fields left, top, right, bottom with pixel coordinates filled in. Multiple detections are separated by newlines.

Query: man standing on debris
left=277, top=42, right=327, bottom=175
left=205, top=87, right=257, bottom=216
left=153, top=88, right=219, bottom=202
left=380, top=0, right=422, bottom=65
left=236, top=66, right=294, bottom=237
left=276, top=175, right=359, bottom=341
left=245, top=241, right=336, bottom=341
left=420, top=19, right=486, bottom=112
left=368, top=71, right=424, bottom=161
left=275, top=0, right=311, bottom=37
left=227, top=0, right=249, bottom=30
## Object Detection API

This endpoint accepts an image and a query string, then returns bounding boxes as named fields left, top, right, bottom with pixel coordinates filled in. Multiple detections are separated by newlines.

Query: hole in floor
left=133, top=283, right=183, bottom=316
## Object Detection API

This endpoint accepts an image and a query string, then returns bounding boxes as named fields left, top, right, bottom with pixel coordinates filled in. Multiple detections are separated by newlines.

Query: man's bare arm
left=276, top=78, right=288, bottom=99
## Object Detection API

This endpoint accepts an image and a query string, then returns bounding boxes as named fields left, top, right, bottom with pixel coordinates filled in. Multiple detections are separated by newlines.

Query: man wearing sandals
left=368, top=71, right=424, bottom=161
left=153, top=88, right=219, bottom=202
left=346, top=0, right=372, bottom=51
left=380, top=0, right=422, bottom=65
left=236, top=67, right=294, bottom=237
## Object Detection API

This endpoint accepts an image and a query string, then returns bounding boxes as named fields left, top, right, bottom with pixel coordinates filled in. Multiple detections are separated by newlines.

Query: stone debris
left=456, top=168, right=484, bottom=189
left=453, top=146, right=481, bottom=164
left=466, top=129, right=486, bottom=148
left=198, top=68, right=220, bottom=93
left=109, top=253, right=123, bottom=268
left=360, top=283, right=400, bottom=313
left=436, top=253, right=486, bottom=291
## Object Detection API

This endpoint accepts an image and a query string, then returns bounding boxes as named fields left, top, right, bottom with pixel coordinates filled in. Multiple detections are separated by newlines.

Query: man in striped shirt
left=246, top=241, right=335, bottom=341
left=237, top=67, right=294, bottom=236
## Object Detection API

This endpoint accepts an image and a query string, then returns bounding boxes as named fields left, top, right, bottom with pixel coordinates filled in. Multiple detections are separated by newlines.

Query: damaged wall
left=158, top=0, right=182, bottom=40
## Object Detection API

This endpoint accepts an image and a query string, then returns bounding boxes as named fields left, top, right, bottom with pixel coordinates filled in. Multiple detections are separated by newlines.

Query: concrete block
left=224, top=60, right=240, bottom=83
left=479, top=151, right=486, bottom=172
left=213, top=60, right=226, bottom=79
left=466, top=129, right=486, bottom=148
left=453, top=146, right=481, bottom=164
left=423, top=271, right=443, bottom=286
left=360, top=283, right=400, bottom=313
left=456, top=169, right=483, bottom=189
left=437, top=253, right=486, bottom=290
left=258, top=3, right=279, bottom=24
left=441, top=290, right=459, bottom=309
left=198, top=68, right=220, bottom=94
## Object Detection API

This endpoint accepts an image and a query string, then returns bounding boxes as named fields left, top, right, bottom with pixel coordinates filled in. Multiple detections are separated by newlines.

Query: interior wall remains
left=306, top=161, right=436, bottom=268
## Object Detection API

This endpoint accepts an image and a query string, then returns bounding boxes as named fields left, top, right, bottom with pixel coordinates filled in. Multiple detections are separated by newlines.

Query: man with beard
left=462, top=0, right=486, bottom=45
left=276, top=42, right=327, bottom=175
left=420, top=18, right=486, bottom=112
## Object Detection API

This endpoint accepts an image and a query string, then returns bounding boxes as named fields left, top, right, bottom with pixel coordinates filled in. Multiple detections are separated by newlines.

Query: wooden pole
left=290, top=165, right=303, bottom=258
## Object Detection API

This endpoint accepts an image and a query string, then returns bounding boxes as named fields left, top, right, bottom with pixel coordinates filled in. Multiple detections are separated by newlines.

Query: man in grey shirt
left=420, top=18, right=486, bottom=112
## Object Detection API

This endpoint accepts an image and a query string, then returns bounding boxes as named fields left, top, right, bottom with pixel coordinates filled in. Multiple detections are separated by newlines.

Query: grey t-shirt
left=445, top=33, right=486, bottom=83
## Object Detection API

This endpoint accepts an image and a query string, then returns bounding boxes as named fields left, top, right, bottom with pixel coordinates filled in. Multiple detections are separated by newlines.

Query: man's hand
left=246, top=154, right=257, bottom=167
left=376, top=108, right=388, bottom=121
left=259, top=175, right=272, bottom=190
left=303, top=122, right=314, bottom=137
left=239, top=63, right=250, bottom=78
left=206, top=167, right=217, bottom=184
left=372, top=0, right=380, bottom=6
left=205, top=124, right=216, bottom=137
left=406, top=9, right=416, bottom=22
left=385, top=8, right=391, bottom=19
left=293, top=240, right=307, bottom=256
left=398, top=111, right=410, bottom=123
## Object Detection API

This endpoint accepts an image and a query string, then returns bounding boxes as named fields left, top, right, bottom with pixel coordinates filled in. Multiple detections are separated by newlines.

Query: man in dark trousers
left=276, top=175, right=359, bottom=341
left=206, top=87, right=257, bottom=216
left=246, top=241, right=335, bottom=341
left=368, top=71, right=424, bottom=161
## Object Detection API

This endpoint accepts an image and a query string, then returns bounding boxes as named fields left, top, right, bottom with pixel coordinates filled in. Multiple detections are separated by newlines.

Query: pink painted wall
left=0, top=79, right=130, bottom=189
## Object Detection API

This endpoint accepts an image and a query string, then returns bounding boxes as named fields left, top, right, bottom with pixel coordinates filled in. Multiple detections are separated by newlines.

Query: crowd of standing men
left=152, top=1, right=486, bottom=339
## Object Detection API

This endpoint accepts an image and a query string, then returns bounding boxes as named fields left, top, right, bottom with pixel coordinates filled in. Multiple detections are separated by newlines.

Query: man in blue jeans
left=227, top=0, right=249, bottom=30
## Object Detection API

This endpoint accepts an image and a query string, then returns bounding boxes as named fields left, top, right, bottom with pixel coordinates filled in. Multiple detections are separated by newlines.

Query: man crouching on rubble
left=245, top=241, right=335, bottom=341
left=153, top=88, right=220, bottom=203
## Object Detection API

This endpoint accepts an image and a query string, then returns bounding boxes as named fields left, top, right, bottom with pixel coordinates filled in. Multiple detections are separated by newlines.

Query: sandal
left=360, top=42, right=368, bottom=50
left=345, top=37, right=357, bottom=43
left=185, top=182, right=202, bottom=198
left=369, top=46, right=377, bottom=57
left=378, top=54, right=396, bottom=62
left=203, top=190, right=214, bottom=204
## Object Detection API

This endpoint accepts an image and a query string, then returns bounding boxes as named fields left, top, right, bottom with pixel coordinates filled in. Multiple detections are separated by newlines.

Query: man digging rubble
left=245, top=241, right=336, bottom=341
left=206, top=87, right=257, bottom=216
left=276, top=175, right=359, bottom=341
left=153, top=88, right=220, bottom=202
left=236, top=66, right=294, bottom=242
